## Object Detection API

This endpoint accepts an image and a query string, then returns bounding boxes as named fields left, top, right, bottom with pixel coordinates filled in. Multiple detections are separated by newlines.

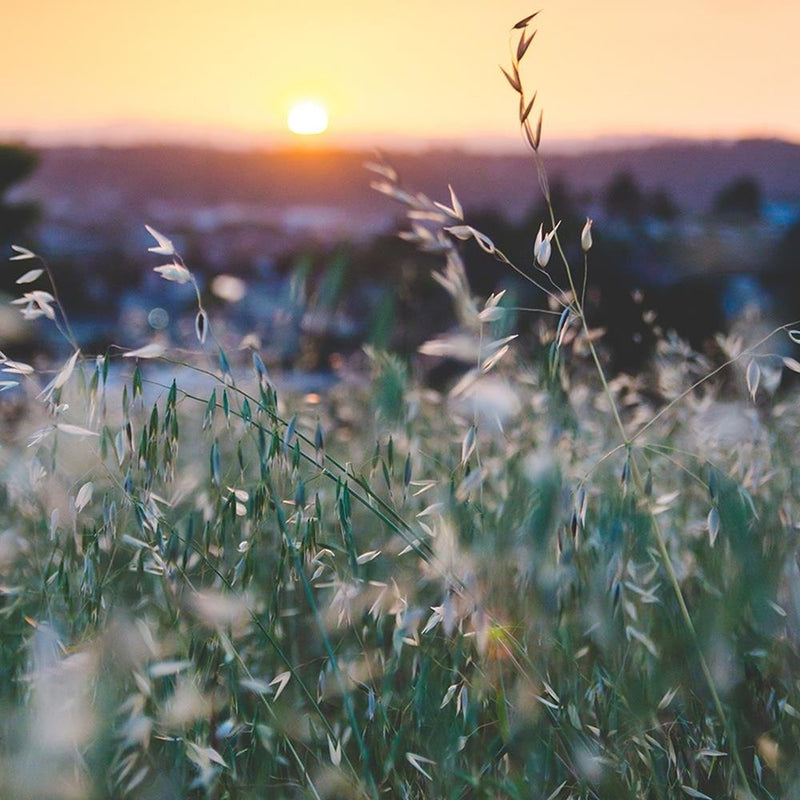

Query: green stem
left=270, top=487, right=379, bottom=797
left=630, top=454, right=754, bottom=797
left=631, top=319, right=800, bottom=444
left=541, top=177, right=755, bottom=797
left=546, top=205, right=629, bottom=445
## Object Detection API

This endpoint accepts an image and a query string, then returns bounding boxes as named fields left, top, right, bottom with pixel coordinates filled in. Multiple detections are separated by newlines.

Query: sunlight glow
left=287, top=101, right=329, bottom=136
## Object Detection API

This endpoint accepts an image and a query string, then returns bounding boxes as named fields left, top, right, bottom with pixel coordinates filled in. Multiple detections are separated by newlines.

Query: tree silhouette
left=604, top=172, right=644, bottom=223
left=0, top=144, right=39, bottom=295
left=0, top=144, right=39, bottom=247
left=772, top=219, right=800, bottom=302
left=648, top=188, right=679, bottom=222
left=712, top=176, right=762, bottom=220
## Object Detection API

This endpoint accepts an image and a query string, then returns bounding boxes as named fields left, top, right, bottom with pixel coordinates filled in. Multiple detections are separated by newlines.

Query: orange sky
left=1, top=0, right=799, bottom=150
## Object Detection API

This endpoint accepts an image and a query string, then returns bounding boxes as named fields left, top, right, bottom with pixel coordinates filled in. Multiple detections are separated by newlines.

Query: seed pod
left=581, top=218, right=593, bottom=252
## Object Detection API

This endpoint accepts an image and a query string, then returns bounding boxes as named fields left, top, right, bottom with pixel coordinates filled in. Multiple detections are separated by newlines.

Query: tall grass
left=2, top=13, right=800, bottom=800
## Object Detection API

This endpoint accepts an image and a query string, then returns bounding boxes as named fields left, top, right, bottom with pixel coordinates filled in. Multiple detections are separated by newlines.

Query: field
left=2, top=17, right=800, bottom=800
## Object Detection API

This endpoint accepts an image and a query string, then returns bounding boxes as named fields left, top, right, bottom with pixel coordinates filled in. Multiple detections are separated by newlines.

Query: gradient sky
left=2, top=0, right=798, bottom=149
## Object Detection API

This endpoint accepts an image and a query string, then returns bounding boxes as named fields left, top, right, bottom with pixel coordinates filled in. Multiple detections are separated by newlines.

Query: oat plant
left=369, top=12, right=800, bottom=799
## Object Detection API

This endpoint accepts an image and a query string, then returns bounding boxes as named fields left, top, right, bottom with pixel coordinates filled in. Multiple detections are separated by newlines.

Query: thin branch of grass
left=631, top=319, right=800, bottom=444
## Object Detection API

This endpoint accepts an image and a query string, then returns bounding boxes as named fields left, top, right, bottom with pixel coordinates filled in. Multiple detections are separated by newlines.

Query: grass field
left=2, top=14, right=800, bottom=800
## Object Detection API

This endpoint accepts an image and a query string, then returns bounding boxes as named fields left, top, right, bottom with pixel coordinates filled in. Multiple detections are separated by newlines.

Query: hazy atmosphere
left=2, top=0, right=799, bottom=148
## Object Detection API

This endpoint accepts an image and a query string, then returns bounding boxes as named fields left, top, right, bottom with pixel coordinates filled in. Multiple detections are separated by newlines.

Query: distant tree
left=0, top=145, right=36, bottom=193
left=648, top=189, right=679, bottom=222
left=712, top=176, right=762, bottom=220
left=772, top=219, right=800, bottom=299
left=604, top=172, right=644, bottom=223
left=0, top=144, right=39, bottom=249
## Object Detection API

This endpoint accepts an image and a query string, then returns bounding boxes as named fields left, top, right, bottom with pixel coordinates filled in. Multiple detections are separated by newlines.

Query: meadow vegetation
left=2, top=13, right=800, bottom=800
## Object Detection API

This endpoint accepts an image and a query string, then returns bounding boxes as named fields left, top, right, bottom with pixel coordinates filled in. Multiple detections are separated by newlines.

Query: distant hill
left=13, top=139, right=800, bottom=232
left=5, top=138, right=800, bottom=367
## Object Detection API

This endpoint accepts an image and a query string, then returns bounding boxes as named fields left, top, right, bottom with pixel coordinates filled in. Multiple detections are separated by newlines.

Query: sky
left=1, top=0, right=799, bottom=151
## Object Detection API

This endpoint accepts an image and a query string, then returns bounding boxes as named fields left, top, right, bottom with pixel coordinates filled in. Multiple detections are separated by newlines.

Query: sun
left=287, top=100, right=329, bottom=136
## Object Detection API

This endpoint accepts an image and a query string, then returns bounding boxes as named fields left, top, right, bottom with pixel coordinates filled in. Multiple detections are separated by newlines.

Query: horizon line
left=2, top=123, right=799, bottom=157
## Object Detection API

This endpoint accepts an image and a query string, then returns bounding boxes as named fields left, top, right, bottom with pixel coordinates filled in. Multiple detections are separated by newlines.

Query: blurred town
left=2, top=139, right=800, bottom=378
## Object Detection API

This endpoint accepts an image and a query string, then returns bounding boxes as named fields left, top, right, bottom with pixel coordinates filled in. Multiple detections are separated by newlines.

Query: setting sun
left=287, top=101, right=329, bottom=136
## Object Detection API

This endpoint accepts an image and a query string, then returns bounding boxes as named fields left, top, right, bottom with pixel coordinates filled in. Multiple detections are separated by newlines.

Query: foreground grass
left=3, top=226, right=800, bottom=800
